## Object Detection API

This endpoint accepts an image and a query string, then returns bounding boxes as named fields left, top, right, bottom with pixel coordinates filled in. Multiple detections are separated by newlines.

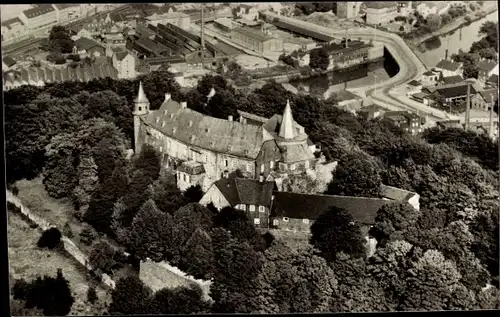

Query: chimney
left=164, top=93, right=171, bottom=102
left=259, top=174, right=264, bottom=182
left=228, top=115, right=233, bottom=121
left=465, top=82, right=471, bottom=131
left=445, top=49, right=448, bottom=60
left=181, top=101, right=187, bottom=108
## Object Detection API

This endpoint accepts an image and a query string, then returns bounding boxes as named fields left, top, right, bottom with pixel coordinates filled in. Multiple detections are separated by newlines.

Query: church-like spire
left=279, top=99, right=295, bottom=139
left=133, top=81, right=150, bottom=115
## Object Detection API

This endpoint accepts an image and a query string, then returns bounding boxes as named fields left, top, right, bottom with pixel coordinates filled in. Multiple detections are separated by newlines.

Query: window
left=260, top=164, right=264, bottom=173
left=273, top=219, right=279, bottom=226
left=283, top=217, right=289, bottom=222
left=249, top=205, right=255, bottom=212
left=270, top=161, right=274, bottom=169
left=186, top=175, right=190, bottom=183
left=246, top=163, right=251, bottom=172
left=290, top=164, right=296, bottom=171
left=224, top=159, right=228, bottom=167
left=241, top=205, right=246, bottom=211
left=159, top=146, right=163, bottom=152
left=183, top=174, right=186, bottom=181
left=302, top=219, right=309, bottom=224
left=254, top=218, right=260, bottom=225
left=304, top=161, right=309, bottom=169
left=259, top=206, right=265, bottom=213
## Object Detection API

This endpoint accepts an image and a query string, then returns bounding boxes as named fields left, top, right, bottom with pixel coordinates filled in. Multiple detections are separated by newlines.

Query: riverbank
left=410, top=4, right=498, bottom=50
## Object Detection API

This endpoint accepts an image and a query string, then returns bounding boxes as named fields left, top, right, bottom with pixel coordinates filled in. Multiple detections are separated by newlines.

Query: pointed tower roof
left=134, top=81, right=149, bottom=104
left=279, top=99, right=295, bottom=139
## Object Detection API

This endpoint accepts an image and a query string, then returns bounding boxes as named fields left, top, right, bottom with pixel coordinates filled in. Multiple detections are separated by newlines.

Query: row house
left=19, top=4, right=58, bottom=32
left=1, top=17, right=28, bottom=43
left=3, top=60, right=118, bottom=91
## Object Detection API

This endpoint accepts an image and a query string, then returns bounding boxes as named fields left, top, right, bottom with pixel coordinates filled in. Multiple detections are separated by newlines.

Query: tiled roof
left=115, top=51, right=129, bottom=61
left=1, top=17, right=24, bottom=29
left=214, top=176, right=275, bottom=207
left=262, top=114, right=306, bottom=141
left=3, top=56, right=16, bottom=67
left=435, top=82, right=476, bottom=98
left=235, top=178, right=275, bottom=207
left=380, top=184, right=417, bottom=202
left=142, top=99, right=266, bottom=159
left=487, top=74, right=498, bottom=86
left=270, top=192, right=392, bottom=224
left=75, top=37, right=103, bottom=51
left=435, top=59, right=461, bottom=72
left=23, top=4, right=55, bottom=19
left=53, top=4, right=78, bottom=10
left=442, top=75, right=463, bottom=84
left=407, top=80, right=421, bottom=86
left=477, top=60, right=498, bottom=72
left=145, top=55, right=186, bottom=65
left=214, top=17, right=234, bottom=29
left=479, top=88, right=498, bottom=103
left=422, top=70, right=438, bottom=76
left=279, top=143, right=315, bottom=163
left=232, top=26, right=272, bottom=42
left=271, top=19, right=334, bottom=42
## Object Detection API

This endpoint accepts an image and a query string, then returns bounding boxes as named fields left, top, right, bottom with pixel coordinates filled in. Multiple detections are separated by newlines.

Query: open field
left=7, top=210, right=110, bottom=315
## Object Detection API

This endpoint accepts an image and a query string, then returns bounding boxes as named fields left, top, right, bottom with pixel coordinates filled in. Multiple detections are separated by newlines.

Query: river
left=419, top=11, right=499, bottom=68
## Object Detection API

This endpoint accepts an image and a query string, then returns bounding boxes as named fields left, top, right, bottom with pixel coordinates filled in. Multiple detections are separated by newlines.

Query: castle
left=133, top=82, right=320, bottom=191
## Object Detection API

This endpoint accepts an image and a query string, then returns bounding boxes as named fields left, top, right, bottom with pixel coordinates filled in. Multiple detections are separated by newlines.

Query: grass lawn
left=268, top=229, right=311, bottom=251
left=8, top=210, right=110, bottom=315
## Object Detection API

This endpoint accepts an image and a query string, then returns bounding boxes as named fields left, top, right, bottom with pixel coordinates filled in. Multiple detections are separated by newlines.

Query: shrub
left=63, top=222, right=73, bottom=238
left=89, top=241, right=116, bottom=274
left=67, top=54, right=80, bottom=62
left=12, top=278, right=31, bottom=300
left=37, top=227, right=62, bottom=249
left=79, top=223, right=98, bottom=246
left=87, top=285, right=98, bottom=304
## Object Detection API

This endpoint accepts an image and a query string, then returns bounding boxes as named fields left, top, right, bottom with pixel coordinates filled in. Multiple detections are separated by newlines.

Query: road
left=262, top=12, right=460, bottom=123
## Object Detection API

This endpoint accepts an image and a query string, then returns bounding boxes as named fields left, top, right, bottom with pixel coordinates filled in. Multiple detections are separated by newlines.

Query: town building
left=19, top=4, right=58, bottom=32
left=406, top=80, right=423, bottom=96
left=214, top=17, right=235, bottom=33
left=357, top=104, right=387, bottom=120
left=477, top=60, right=499, bottom=84
left=323, top=40, right=372, bottom=70
left=336, top=2, right=362, bottom=19
left=416, top=1, right=450, bottom=18
left=422, top=82, right=478, bottom=105
left=52, top=4, right=81, bottom=23
left=73, top=37, right=106, bottom=57
left=2, top=56, right=17, bottom=70
left=440, top=75, right=463, bottom=85
left=1, top=17, right=28, bottom=43
left=101, top=25, right=126, bottom=47
left=146, top=12, right=191, bottom=30
left=199, top=173, right=275, bottom=227
left=364, top=2, right=398, bottom=25
left=434, top=59, right=463, bottom=78
left=112, top=50, right=136, bottom=79
left=230, top=26, right=283, bottom=53
left=133, top=86, right=319, bottom=192
left=384, top=110, right=423, bottom=135
left=471, top=88, right=498, bottom=111
left=234, top=4, right=259, bottom=21
left=396, top=1, right=414, bottom=16
left=420, top=69, right=441, bottom=84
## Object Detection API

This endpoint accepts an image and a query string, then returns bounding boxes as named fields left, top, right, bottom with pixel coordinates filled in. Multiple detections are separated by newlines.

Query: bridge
left=262, top=12, right=459, bottom=122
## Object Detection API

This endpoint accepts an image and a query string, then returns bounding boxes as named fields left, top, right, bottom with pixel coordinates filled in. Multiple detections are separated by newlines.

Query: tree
left=426, top=14, right=442, bottom=31
left=109, top=275, right=152, bottom=315
left=179, top=228, right=214, bottom=280
left=326, top=153, right=382, bottom=198
left=79, top=223, right=98, bottom=245
left=89, top=241, right=117, bottom=274
left=134, top=144, right=161, bottom=181
left=139, top=70, right=183, bottom=110
left=310, top=206, right=367, bottom=262
left=21, top=269, right=75, bottom=316
left=309, top=47, right=330, bottom=70
left=370, top=202, right=421, bottom=246
left=212, top=207, right=264, bottom=251
left=148, top=285, right=210, bottom=315
left=126, top=199, right=174, bottom=262
left=37, top=228, right=62, bottom=249
left=152, top=172, right=187, bottom=214
left=72, top=155, right=99, bottom=214
left=183, top=184, right=204, bottom=203
left=48, top=26, right=74, bottom=53
left=253, top=242, right=338, bottom=313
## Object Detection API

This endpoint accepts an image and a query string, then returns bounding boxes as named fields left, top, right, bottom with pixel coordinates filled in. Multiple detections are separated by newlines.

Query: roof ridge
left=276, top=191, right=389, bottom=202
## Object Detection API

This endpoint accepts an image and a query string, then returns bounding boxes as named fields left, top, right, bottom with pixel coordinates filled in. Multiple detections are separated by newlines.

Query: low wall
left=6, top=190, right=116, bottom=290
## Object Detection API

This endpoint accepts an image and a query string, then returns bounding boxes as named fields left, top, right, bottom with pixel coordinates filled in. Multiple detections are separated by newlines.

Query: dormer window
left=205, top=128, right=210, bottom=133
left=138, top=106, right=142, bottom=111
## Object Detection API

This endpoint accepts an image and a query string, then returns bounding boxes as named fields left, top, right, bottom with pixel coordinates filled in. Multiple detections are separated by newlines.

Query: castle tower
left=279, top=99, right=295, bottom=139
left=133, top=81, right=150, bottom=154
